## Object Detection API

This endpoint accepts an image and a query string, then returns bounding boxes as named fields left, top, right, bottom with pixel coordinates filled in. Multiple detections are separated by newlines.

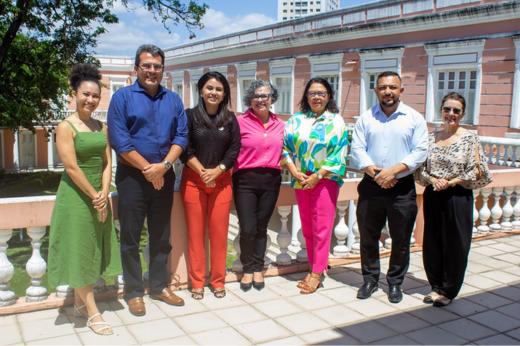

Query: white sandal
left=87, top=313, right=113, bottom=336
left=73, top=304, right=87, bottom=318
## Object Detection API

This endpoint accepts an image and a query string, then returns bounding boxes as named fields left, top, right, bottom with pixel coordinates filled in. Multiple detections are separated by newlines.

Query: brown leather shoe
left=150, top=287, right=185, bottom=306
left=127, top=297, right=146, bottom=316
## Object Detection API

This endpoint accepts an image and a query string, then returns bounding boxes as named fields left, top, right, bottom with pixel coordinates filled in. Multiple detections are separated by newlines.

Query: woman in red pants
left=180, top=71, right=241, bottom=299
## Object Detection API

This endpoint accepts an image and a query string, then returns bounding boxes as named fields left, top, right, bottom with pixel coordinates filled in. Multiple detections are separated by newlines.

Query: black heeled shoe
left=240, top=281, right=253, bottom=292
left=253, top=280, right=265, bottom=291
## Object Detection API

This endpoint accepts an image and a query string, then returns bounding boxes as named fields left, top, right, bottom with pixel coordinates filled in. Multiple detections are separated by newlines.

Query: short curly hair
left=243, top=79, right=279, bottom=108
left=69, top=64, right=102, bottom=92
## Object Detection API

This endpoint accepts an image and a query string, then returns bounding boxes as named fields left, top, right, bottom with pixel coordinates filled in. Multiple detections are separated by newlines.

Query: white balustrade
left=472, top=190, right=480, bottom=238
left=296, top=226, right=308, bottom=263
left=489, top=187, right=503, bottom=232
left=232, top=230, right=243, bottom=272
left=0, top=229, right=15, bottom=306
left=513, top=187, right=520, bottom=230
left=480, top=136, right=520, bottom=168
left=350, top=201, right=361, bottom=255
left=501, top=187, right=515, bottom=231
left=25, top=226, right=48, bottom=302
left=333, top=201, right=349, bottom=257
left=93, top=278, right=107, bottom=293
left=477, top=188, right=492, bottom=235
left=55, top=285, right=73, bottom=298
left=276, top=206, right=292, bottom=265
left=346, top=200, right=357, bottom=250
left=291, top=205, right=301, bottom=247
left=264, top=235, right=272, bottom=267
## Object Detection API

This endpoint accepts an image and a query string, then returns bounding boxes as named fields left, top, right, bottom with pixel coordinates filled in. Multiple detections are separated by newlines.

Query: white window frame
left=269, top=58, right=295, bottom=115
left=511, top=36, right=520, bottom=129
left=359, top=48, right=403, bottom=115
left=160, top=73, right=168, bottom=89
left=425, top=40, right=484, bottom=126
left=235, top=62, right=257, bottom=112
left=209, top=66, right=228, bottom=78
left=189, top=68, right=204, bottom=108
left=170, top=71, right=184, bottom=101
left=109, top=76, right=127, bottom=98
left=308, top=53, right=343, bottom=105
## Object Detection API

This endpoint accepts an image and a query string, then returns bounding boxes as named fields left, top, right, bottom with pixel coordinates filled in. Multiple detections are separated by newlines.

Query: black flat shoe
left=240, top=281, right=253, bottom=292
left=253, top=280, right=265, bottom=291
left=357, top=282, right=378, bottom=299
left=388, top=284, right=403, bottom=303
left=433, top=296, right=451, bottom=307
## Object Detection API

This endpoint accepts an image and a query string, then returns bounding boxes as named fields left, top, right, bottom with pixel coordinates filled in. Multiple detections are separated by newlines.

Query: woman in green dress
left=48, top=64, right=121, bottom=336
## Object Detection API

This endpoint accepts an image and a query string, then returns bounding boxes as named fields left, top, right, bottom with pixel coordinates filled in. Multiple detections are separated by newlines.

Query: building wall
left=36, top=129, right=48, bottom=168
left=4, top=130, right=14, bottom=169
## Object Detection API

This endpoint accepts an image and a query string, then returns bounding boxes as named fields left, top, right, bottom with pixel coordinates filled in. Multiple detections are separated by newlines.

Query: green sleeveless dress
left=48, top=120, right=121, bottom=288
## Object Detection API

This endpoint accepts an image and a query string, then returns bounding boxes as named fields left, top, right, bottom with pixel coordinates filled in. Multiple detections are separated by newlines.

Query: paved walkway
left=3, top=234, right=520, bottom=345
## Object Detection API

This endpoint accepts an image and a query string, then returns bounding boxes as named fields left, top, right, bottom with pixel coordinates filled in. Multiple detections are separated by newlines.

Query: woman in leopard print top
left=415, top=92, right=491, bottom=307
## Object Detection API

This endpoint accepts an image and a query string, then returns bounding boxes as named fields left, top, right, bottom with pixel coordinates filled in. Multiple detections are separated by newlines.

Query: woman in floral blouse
left=415, top=92, right=492, bottom=307
left=283, top=77, right=348, bottom=294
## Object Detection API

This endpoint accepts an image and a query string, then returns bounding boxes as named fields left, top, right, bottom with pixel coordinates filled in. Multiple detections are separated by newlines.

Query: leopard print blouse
left=415, top=130, right=492, bottom=190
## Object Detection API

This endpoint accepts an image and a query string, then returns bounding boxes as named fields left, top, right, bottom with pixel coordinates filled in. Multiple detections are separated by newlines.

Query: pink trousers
left=295, top=178, right=340, bottom=273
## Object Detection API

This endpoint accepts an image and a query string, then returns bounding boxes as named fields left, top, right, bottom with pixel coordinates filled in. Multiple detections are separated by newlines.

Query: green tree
left=0, top=0, right=207, bottom=131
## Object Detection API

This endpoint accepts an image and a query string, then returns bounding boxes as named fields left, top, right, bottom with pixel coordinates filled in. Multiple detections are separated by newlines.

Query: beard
left=381, top=97, right=400, bottom=108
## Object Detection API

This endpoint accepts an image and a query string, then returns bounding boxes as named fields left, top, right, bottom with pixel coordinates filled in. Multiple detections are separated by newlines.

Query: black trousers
left=233, top=168, right=281, bottom=273
left=356, top=174, right=418, bottom=285
left=423, top=184, right=473, bottom=299
left=116, top=163, right=174, bottom=299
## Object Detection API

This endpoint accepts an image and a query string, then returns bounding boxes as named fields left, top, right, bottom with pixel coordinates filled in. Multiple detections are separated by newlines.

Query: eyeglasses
left=441, top=106, right=463, bottom=115
left=139, top=63, right=163, bottom=72
left=251, top=94, right=271, bottom=102
left=307, top=91, right=328, bottom=98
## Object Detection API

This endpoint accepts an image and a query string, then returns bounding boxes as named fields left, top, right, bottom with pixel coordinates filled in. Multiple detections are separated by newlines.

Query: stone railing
left=480, top=136, right=520, bottom=168
left=51, top=110, right=108, bottom=121
left=1, top=166, right=520, bottom=313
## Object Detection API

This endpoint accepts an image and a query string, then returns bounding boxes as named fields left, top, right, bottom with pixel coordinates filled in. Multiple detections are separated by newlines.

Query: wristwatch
left=163, top=160, right=172, bottom=170
left=316, top=172, right=323, bottom=179
left=218, top=163, right=226, bottom=172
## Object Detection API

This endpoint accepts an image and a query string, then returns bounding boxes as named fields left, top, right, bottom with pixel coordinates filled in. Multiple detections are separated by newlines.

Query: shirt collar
left=243, top=108, right=279, bottom=123
left=132, top=80, right=166, bottom=98
left=374, top=101, right=406, bottom=118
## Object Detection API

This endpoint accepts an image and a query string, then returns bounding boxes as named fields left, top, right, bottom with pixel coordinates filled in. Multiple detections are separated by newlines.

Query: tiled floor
left=4, top=234, right=520, bottom=345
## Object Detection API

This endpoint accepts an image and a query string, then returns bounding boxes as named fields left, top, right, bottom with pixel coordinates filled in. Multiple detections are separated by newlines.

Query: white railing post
left=56, top=285, right=73, bottom=298
left=0, top=229, right=15, bottom=306
left=350, top=201, right=360, bottom=255
left=472, top=189, right=480, bottom=238
left=291, top=205, right=301, bottom=247
left=478, top=188, right=492, bottom=235
left=333, top=200, right=349, bottom=257
left=276, top=206, right=292, bottom=265
left=513, top=186, right=520, bottom=230
left=232, top=229, right=243, bottom=272
left=296, top=226, right=308, bottom=263
left=25, top=226, right=48, bottom=302
left=490, top=187, right=503, bottom=232
left=501, top=186, right=515, bottom=231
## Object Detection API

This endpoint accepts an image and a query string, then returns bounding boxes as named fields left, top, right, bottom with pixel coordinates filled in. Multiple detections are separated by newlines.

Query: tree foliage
left=0, top=0, right=208, bottom=131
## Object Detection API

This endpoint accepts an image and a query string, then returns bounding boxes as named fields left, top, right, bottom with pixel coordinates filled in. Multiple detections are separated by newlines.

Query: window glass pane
left=470, top=80, right=476, bottom=89
left=448, top=71, right=455, bottom=80
left=459, top=71, right=466, bottom=80
left=459, top=80, right=465, bottom=89
left=470, top=71, right=476, bottom=79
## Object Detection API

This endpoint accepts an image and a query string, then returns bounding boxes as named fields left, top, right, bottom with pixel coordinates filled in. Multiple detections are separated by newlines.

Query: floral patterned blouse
left=282, top=110, right=348, bottom=188
left=415, top=130, right=492, bottom=190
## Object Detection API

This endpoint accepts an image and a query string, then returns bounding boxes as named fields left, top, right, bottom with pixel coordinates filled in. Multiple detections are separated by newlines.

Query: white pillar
left=291, top=205, right=301, bottom=247
left=113, top=220, right=124, bottom=291
left=478, top=188, right=492, bottom=235
left=12, top=131, right=19, bottom=172
left=296, top=226, right=308, bottom=263
left=472, top=190, right=480, bottom=238
left=512, top=186, right=520, bottom=230
left=276, top=206, right=292, bottom=265
left=489, top=187, right=503, bottom=232
left=346, top=200, right=357, bottom=250
left=333, top=201, right=349, bottom=257
left=25, top=226, right=48, bottom=302
left=47, top=130, right=54, bottom=170
left=0, top=230, right=15, bottom=306
left=501, top=187, right=515, bottom=231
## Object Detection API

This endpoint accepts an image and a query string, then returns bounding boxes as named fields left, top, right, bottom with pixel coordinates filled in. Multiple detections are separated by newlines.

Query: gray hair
left=243, top=79, right=279, bottom=108
left=135, top=44, right=165, bottom=66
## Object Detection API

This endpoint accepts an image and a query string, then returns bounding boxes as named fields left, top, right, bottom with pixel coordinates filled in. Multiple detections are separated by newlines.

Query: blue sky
left=95, top=0, right=374, bottom=57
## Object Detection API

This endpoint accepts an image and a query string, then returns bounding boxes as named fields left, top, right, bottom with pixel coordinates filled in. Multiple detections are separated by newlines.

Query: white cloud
left=197, top=8, right=276, bottom=39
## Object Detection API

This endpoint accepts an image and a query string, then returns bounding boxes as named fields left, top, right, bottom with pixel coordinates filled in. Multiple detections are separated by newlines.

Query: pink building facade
left=1, top=0, right=519, bottom=171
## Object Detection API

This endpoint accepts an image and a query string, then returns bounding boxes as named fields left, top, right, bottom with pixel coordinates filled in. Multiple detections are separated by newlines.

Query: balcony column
left=350, top=201, right=361, bottom=255
left=472, top=190, right=480, bottom=238
left=13, top=130, right=19, bottom=172
left=296, top=226, right=308, bottom=263
left=489, top=187, right=503, bottom=232
left=276, top=206, right=292, bottom=265
left=25, top=226, right=48, bottom=302
left=0, top=229, right=15, bottom=306
left=291, top=205, right=301, bottom=247
left=501, top=187, right=515, bottom=231
left=47, top=130, right=54, bottom=170
left=333, top=200, right=349, bottom=258
left=477, top=188, right=492, bottom=235
left=346, top=200, right=357, bottom=250
left=513, top=186, right=520, bottom=230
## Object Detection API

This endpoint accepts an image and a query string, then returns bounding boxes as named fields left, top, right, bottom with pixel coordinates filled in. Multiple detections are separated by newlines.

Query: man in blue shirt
left=351, top=71, right=428, bottom=304
left=108, top=44, right=188, bottom=316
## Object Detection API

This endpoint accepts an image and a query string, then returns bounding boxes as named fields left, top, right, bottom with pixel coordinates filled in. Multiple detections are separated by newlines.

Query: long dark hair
left=192, top=71, right=233, bottom=128
left=298, top=77, right=339, bottom=114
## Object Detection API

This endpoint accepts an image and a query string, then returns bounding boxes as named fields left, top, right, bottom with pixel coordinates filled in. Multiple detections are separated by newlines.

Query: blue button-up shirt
left=351, top=102, right=428, bottom=179
left=107, top=81, right=188, bottom=164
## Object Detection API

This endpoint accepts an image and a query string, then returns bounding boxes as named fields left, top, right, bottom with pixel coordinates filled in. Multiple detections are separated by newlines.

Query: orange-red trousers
left=180, top=167, right=232, bottom=289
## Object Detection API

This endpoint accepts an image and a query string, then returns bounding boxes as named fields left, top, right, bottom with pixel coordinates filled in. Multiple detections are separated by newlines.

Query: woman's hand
left=200, top=167, right=222, bottom=184
left=432, top=178, right=450, bottom=191
left=92, top=191, right=108, bottom=210
left=292, top=171, right=308, bottom=186
left=98, top=205, right=108, bottom=223
left=206, top=181, right=216, bottom=188
left=301, top=173, right=320, bottom=190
